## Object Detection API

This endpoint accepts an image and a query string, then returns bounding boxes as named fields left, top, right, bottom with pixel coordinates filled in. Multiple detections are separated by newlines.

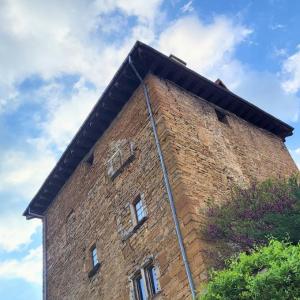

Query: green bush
left=199, top=240, right=300, bottom=300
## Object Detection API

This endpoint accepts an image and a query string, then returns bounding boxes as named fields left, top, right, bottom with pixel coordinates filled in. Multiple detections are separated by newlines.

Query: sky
left=1, top=0, right=300, bottom=299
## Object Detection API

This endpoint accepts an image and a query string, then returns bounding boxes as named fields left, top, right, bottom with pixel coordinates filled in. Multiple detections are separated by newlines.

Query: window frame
left=88, top=243, right=101, bottom=278
left=146, top=265, right=160, bottom=296
left=134, top=198, right=146, bottom=223
left=131, top=194, right=147, bottom=228
left=130, top=261, right=161, bottom=299
left=66, top=210, right=76, bottom=244
left=91, top=245, right=99, bottom=268
left=134, top=272, right=148, bottom=300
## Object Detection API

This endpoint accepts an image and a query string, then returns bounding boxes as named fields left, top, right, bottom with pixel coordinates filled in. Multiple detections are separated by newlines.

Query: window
left=147, top=265, right=160, bottom=295
left=134, top=197, right=146, bottom=223
left=88, top=244, right=100, bottom=278
left=91, top=245, right=99, bottom=268
left=135, top=274, right=147, bottom=300
left=131, top=263, right=160, bottom=299
left=117, top=194, right=148, bottom=242
left=215, top=109, right=228, bottom=124
left=85, top=151, right=94, bottom=165
left=66, top=210, right=76, bottom=243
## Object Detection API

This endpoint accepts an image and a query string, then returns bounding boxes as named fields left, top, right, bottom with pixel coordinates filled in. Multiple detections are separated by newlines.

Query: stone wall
left=149, top=76, right=298, bottom=290
left=45, top=74, right=297, bottom=299
left=45, top=75, right=191, bottom=299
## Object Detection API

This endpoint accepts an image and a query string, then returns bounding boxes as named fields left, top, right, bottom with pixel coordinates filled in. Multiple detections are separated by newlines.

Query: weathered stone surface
left=150, top=75, right=298, bottom=289
left=45, top=74, right=297, bottom=299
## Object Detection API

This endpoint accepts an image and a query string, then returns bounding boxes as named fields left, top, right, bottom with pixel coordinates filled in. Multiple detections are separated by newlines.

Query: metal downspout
left=28, top=209, right=47, bottom=300
left=128, top=56, right=197, bottom=299
left=42, top=216, right=47, bottom=300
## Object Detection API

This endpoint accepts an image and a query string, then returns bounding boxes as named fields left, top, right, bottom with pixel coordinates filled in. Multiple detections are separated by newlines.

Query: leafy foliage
left=199, top=240, right=300, bottom=300
left=203, top=175, right=300, bottom=254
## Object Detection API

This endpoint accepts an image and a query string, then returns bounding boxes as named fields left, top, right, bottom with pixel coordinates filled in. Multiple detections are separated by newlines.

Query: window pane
left=91, top=247, right=98, bottom=267
left=135, top=199, right=145, bottom=223
left=136, top=275, right=147, bottom=300
left=148, top=266, right=160, bottom=294
left=136, top=201, right=142, bottom=210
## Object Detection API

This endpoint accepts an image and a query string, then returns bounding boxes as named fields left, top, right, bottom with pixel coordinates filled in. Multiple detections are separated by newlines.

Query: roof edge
left=23, top=40, right=294, bottom=218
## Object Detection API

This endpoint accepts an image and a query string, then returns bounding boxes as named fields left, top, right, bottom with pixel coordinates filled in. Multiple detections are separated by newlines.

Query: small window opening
left=147, top=265, right=160, bottom=295
left=215, top=109, right=228, bottom=124
left=91, top=245, right=99, bottom=268
left=66, top=210, right=76, bottom=243
left=132, top=264, right=160, bottom=299
left=134, top=198, right=146, bottom=223
left=85, top=151, right=94, bottom=165
left=88, top=244, right=101, bottom=278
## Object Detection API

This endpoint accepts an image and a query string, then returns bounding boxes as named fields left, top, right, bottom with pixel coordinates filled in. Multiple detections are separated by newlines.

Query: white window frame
left=130, top=193, right=147, bottom=228
left=145, top=265, right=161, bottom=296
left=129, top=260, right=161, bottom=300
left=91, top=245, right=99, bottom=268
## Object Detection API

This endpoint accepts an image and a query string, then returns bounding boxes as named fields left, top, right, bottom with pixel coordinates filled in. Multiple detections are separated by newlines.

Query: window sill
left=121, top=216, right=148, bottom=242
left=88, top=262, right=101, bottom=279
left=133, top=216, right=147, bottom=231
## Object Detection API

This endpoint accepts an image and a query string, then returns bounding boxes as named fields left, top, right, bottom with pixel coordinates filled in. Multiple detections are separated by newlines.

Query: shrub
left=199, top=240, right=300, bottom=300
left=203, top=175, right=300, bottom=254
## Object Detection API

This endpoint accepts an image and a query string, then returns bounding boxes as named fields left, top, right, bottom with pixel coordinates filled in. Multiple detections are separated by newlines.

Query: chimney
left=169, top=54, right=187, bottom=66
left=215, top=78, right=229, bottom=90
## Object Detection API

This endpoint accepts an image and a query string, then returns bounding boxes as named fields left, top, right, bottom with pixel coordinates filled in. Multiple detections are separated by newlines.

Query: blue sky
left=1, top=0, right=300, bottom=299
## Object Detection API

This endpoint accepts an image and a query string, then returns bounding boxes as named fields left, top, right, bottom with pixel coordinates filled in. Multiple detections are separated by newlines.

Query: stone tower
left=24, top=42, right=298, bottom=300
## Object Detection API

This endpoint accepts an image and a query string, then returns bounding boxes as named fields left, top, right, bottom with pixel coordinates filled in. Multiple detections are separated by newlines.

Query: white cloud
left=104, top=0, right=164, bottom=23
left=33, top=15, right=254, bottom=152
left=156, top=16, right=252, bottom=88
left=0, top=245, right=42, bottom=284
left=0, top=0, right=164, bottom=113
left=235, top=70, right=300, bottom=122
left=0, top=215, right=40, bottom=252
left=0, top=0, right=93, bottom=82
left=282, top=45, right=300, bottom=93
left=0, top=148, right=56, bottom=199
left=35, top=78, right=100, bottom=151
left=153, top=15, right=300, bottom=122
left=1, top=0, right=298, bottom=125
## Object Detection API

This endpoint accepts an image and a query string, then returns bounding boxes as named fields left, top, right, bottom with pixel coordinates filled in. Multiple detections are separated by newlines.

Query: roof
left=23, top=41, right=294, bottom=218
